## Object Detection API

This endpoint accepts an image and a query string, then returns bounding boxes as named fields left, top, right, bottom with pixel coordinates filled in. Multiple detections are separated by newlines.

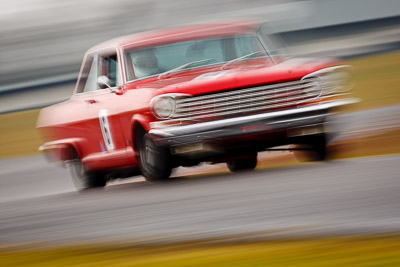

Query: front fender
left=129, top=114, right=154, bottom=160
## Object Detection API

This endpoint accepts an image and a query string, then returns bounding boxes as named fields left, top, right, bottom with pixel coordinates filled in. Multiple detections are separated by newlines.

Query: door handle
left=85, top=99, right=97, bottom=104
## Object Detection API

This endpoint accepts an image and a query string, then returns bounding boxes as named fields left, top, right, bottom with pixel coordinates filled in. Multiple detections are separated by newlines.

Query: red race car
left=37, top=21, right=357, bottom=190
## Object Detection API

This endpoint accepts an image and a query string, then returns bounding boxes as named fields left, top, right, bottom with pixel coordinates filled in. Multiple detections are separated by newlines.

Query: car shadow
left=101, top=159, right=333, bottom=193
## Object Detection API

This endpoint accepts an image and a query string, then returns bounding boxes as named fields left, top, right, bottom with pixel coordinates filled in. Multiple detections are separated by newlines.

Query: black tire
left=227, top=151, right=258, bottom=172
left=139, top=133, right=171, bottom=182
left=66, top=151, right=106, bottom=191
left=293, top=133, right=327, bottom=162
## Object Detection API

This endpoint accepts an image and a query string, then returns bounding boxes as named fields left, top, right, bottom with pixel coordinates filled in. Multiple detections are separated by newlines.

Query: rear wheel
left=66, top=150, right=106, bottom=191
left=139, top=134, right=171, bottom=182
left=227, top=151, right=258, bottom=172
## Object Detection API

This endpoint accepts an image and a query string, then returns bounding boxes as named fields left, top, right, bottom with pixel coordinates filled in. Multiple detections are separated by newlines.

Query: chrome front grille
left=174, top=78, right=321, bottom=121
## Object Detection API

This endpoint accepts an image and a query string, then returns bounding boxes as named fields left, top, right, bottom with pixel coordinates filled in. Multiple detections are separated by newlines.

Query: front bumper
left=150, top=98, right=358, bottom=147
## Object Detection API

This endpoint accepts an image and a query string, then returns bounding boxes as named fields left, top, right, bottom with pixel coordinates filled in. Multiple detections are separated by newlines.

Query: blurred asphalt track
left=0, top=154, right=399, bottom=245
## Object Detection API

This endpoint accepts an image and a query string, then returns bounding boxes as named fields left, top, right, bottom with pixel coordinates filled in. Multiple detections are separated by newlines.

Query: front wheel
left=139, top=134, right=171, bottom=182
left=66, top=151, right=106, bottom=191
left=293, top=133, right=327, bottom=162
left=227, top=151, right=258, bottom=172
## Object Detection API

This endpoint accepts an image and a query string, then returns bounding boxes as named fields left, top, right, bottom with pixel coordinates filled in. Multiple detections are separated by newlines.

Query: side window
left=99, top=54, right=119, bottom=88
left=76, top=51, right=122, bottom=94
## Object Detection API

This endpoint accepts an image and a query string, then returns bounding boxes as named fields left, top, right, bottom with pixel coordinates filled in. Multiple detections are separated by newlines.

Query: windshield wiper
left=221, top=51, right=267, bottom=70
left=158, top=58, right=215, bottom=80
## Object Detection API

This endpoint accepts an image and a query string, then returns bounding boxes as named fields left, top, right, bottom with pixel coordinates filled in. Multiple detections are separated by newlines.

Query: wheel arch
left=130, top=114, right=151, bottom=158
left=39, top=138, right=85, bottom=166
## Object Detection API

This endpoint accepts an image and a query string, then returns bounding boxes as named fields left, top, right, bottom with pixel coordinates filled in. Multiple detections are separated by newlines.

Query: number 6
left=99, top=109, right=115, bottom=151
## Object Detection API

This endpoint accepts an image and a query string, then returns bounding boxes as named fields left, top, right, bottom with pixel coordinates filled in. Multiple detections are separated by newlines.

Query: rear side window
left=83, top=56, right=99, bottom=92
left=76, top=55, right=97, bottom=93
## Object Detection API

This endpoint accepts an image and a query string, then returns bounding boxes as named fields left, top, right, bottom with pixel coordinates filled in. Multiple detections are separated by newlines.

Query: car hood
left=128, top=57, right=338, bottom=97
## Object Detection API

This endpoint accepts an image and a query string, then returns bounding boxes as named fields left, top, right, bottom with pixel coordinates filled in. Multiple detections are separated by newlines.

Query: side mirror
left=97, top=75, right=114, bottom=92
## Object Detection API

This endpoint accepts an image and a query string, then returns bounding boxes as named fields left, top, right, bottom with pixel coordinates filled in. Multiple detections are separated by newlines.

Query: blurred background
left=1, top=0, right=399, bottom=102
left=1, top=0, right=400, bottom=266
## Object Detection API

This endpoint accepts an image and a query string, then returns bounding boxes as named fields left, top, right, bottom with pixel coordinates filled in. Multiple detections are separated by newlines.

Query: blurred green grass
left=1, top=235, right=400, bottom=266
left=0, top=51, right=399, bottom=159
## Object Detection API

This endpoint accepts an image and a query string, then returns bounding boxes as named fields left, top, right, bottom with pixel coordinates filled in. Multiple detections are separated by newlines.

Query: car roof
left=87, top=20, right=261, bottom=53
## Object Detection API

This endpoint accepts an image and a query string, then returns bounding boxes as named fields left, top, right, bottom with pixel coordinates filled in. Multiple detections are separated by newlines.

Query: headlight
left=151, top=96, right=176, bottom=119
left=327, top=67, right=354, bottom=93
left=302, top=65, right=354, bottom=96
left=150, top=94, right=190, bottom=119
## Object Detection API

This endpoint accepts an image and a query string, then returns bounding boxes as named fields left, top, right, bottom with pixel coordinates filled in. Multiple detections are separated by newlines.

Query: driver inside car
left=131, top=48, right=163, bottom=79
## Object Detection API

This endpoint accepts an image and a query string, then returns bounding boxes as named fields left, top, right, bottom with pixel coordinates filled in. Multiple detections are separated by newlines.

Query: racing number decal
left=99, top=109, right=115, bottom=151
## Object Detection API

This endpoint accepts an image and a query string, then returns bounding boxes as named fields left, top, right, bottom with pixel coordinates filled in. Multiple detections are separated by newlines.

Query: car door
left=79, top=50, right=130, bottom=169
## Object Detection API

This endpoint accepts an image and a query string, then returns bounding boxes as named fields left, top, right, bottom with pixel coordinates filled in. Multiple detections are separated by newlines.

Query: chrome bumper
left=150, top=98, right=358, bottom=146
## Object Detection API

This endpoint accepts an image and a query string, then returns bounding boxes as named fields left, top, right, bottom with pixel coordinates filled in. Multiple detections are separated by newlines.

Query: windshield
left=258, top=22, right=289, bottom=60
left=124, top=35, right=270, bottom=81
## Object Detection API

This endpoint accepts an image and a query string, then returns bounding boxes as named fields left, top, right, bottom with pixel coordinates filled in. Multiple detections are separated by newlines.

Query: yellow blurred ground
left=348, top=51, right=400, bottom=111
left=0, top=109, right=41, bottom=158
left=1, top=235, right=400, bottom=266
